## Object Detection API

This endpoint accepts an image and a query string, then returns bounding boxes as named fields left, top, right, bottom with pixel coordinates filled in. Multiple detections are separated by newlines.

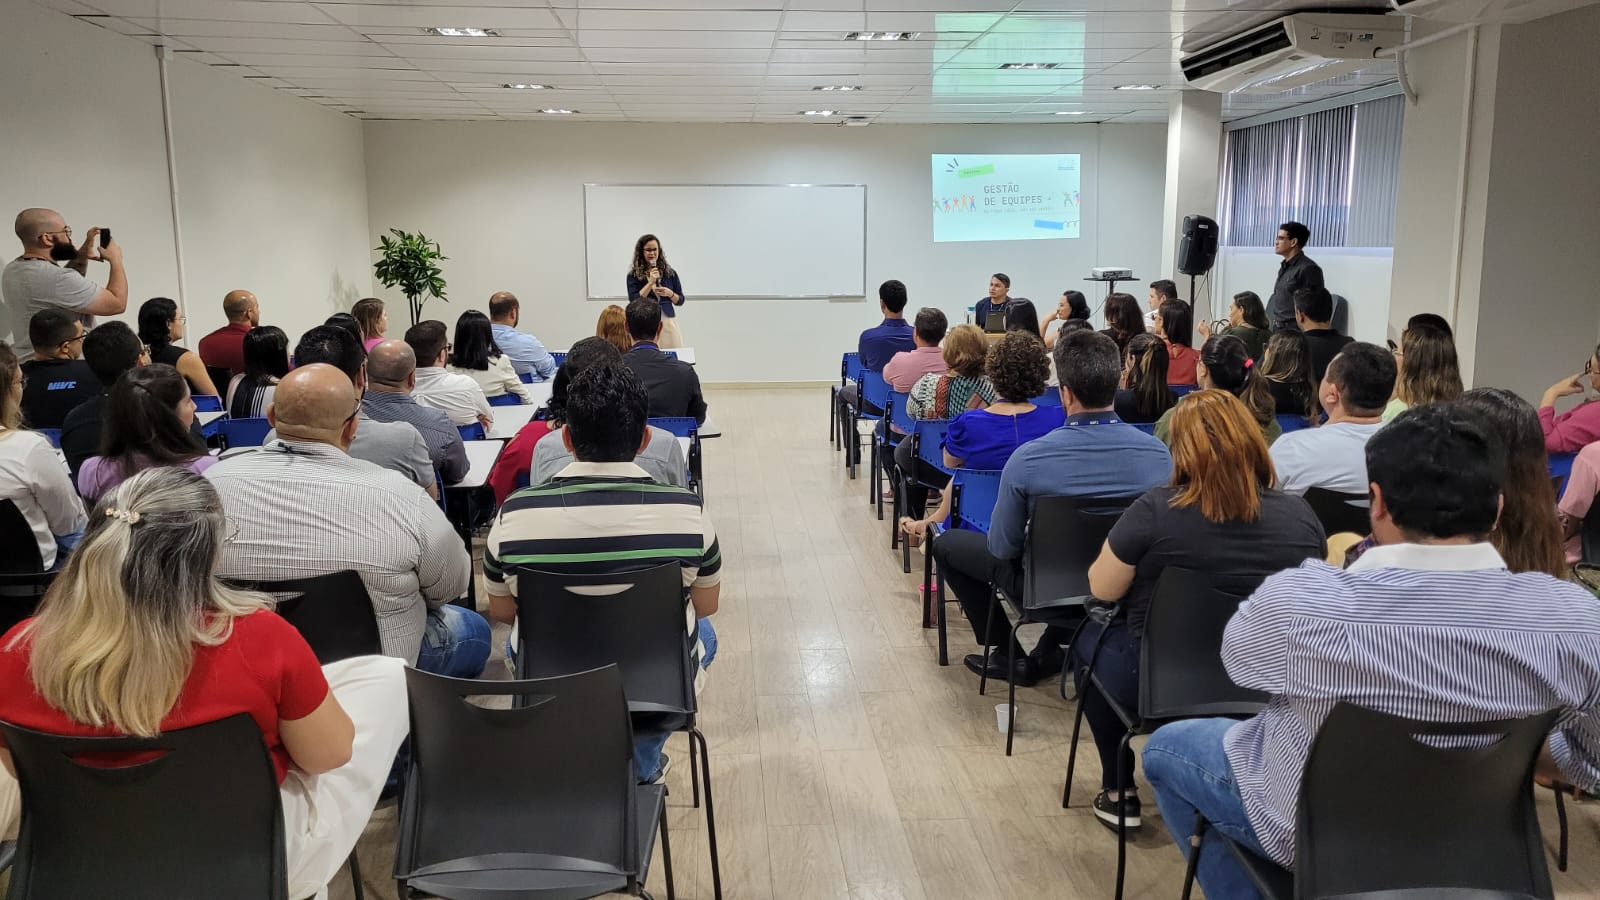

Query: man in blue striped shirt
left=1144, top=404, right=1600, bottom=898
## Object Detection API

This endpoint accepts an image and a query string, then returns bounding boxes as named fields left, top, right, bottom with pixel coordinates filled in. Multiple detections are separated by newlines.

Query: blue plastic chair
left=1277, top=414, right=1313, bottom=434
left=550, top=351, right=567, bottom=368
left=926, top=467, right=1005, bottom=666
left=488, top=393, right=522, bottom=407
left=518, top=371, right=535, bottom=385
left=847, top=371, right=890, bottom=481
left=1131, top=422, right=1158, bottom=436
left=876, top=390, right=915, bottom=523
left=648, top=417, right=701, bottom=497
left=830, top=352, right=862, bottom=450
left=218, top=417, right=270, bottom=449
left=1170, top=384, right=1198, bottom=398
left=192, top=394, right=223, bottom=413
left=1551, top=452, right=1576, bottom=499
left=458, top=422, right=486, bottom=442
left=897, top=416, right=954, bottom=575
left=1033, top=390, right=1063, bottom=407
left=36, top=428, right=61, bottom=449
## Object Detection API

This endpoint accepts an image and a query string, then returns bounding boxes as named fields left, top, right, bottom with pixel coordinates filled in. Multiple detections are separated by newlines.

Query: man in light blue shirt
left=489, top=291, right=556, bottom=382
left=930, top=330, right=1172, bottom=686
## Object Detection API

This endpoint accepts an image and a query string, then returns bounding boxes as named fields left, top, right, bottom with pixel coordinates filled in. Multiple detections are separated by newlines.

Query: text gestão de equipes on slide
left=983, top=183, right=1045, bottom=205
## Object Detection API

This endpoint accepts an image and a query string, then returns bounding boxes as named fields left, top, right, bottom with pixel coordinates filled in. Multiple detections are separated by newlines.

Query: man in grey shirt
left=272, top=325, right=438, bottom=498
left=3, top=208, right=128, bottom=355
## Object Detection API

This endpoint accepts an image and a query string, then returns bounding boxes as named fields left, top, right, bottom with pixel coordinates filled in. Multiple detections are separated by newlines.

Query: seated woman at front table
left=78, top=364, right=216, bottom=503
left=138, top=297, right=218, bottom=399
left=226, top=325, right=289, bottom=420
left=485, top=337, right=687, bottom=505
left=0, top=342, right=86, bottom=570
left=1537, top=341, right=1600, bottom=454
left=1075, top=390, right=1323, bottom=832
left=448, top=310, right=532, bottom=405
left=1042, top=290, right=1091, bottom=350
left=0, top=468, right=409, bottom=900
left=1197, top=291, right=1270, bottom=361
left=1383, top=320, right=1462, bottom=422
left=1154, top=335, right=1280, bottom=446
left=1153, top=298, right=1198, bottom=386
left=1114, top=334, right=1177, bottom=425
left=899, top=331, right=1064, bottom=545
left=1101, top=292, right=1146, bottom=356
left=892, top=324, right=995, bottom=523
left=352, top=297, right=387, bottom=353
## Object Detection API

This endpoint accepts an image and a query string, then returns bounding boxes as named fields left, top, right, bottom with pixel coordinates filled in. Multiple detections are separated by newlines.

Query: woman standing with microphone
left=626, top=234, right=685, bottom=348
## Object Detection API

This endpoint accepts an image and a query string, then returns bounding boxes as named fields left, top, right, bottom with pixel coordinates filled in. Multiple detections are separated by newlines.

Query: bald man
left=362, top=339, right=469, bottom=485
left=198, top=289, right=259, bottom=377
left=3, top=208, right=128, bottom=356
left=206, top=364, right=487, bottom=676
left=488, top=291, right=556, bottom=381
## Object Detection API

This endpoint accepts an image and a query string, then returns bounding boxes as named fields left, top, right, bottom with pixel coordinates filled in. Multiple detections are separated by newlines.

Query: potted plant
left=373, top=228, right=448, bottom=325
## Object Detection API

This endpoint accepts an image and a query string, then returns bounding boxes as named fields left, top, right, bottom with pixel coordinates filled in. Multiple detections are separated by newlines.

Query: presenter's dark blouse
left=627, top=271, right=685, bottom=319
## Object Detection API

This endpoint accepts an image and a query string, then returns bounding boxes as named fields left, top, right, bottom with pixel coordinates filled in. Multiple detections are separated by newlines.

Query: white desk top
left=487, top=405, right=537, bottom=440
left=197, top=411, right=225, bottom=426
left=523, top=381, right=553, bottom=409
left=450, top=439, right=506, bottom=490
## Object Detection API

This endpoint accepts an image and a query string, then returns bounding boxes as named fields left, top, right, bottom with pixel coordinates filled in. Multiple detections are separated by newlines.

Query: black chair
left=1065, top=567, right=1268, bottom=900
left=231, top=571, right=383, bottom=665
left=1582, top=506, right=1600, bottom=564
left=512, top=563, right=721, bottom=900
left=0, top=500, right=56, bottom=637
left=1303, top=487, right=1370, bottom=536
left=394, top=666, right=673, bottom=900
left=1, top=713, right=288, bottom=899
left=1184, top=703, right=1558, bottom=900
left=206, top=365, right=234, bottom=397
left=981, top=495, right=1133, bottom=756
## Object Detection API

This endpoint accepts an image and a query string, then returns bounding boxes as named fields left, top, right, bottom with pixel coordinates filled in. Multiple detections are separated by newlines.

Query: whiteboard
left=583, top=184, right=866, bottom=299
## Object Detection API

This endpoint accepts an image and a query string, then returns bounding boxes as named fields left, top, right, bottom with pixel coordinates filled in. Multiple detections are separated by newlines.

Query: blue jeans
left=1143, top=718, right=1272, bottom=900
left=633, top=618, right=718, bottom=781
left=1070, top=619, right=1141, bottom=791
left=414, top=604, right=492, bottom=678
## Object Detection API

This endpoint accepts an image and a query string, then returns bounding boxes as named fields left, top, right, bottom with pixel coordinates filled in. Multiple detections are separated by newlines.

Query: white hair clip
left=104, top=507, right=142, bottom=525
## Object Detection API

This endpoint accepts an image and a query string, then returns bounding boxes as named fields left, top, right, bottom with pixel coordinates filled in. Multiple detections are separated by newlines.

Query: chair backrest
left=192, top=394, right=224, bottom=413
left=518, top=370, right=535, bottom=384
left=1139, top=568, right=1268, bottom=721
left=1582, top=506, right=1600, bottom=565
left=1022, top=495, right=1132, bottom=612
left=512, top=563, right=696, bottom=715
left=860, top=370, right=890, bottom=411
left=550, top=351, right=568, bottom=368
left=1171, top=384, right=1198, bottom=397
left=841, top=351, right=863, bottom=384
left=35, top=428, right=61, bottom=449
left=205, top=366, right=233, bottom=395
left=1549, top=452, right=1576, bottom=499
left=0, top=499, right=44, bottom=574
left=1131, top=422, right=1157, bottom=436
left=396, top=666, right=640, bottom=889
left=647, top=416, right=697, bottom=439
left=1303, top=487, right=1371, bottom=536
left=912, top=417, right=954, bottom=473
left=1032, top=390, right=1063, bottom=407
left=1, top=713, right=287, bottom=900
left=1276, top=414, right=1312, bottom=434
left=1296, top=703, right=1556, bottom=899
left=887, top=390, right=914, bottom=434
left=229, top=571, right=381, bottom=665
left=458, top=422, right=486, bottom=441
left=950, top=468, right=1004, bottom=533
left=488, top=392, right=522, bottom=407
left=220, top=416, right=272, bottom=449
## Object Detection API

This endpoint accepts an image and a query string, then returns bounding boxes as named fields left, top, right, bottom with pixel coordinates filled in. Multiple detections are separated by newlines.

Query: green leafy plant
left=373, top=228, right=448, bottom=325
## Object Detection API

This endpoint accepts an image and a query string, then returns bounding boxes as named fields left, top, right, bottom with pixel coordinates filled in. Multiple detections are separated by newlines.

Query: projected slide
left=930, top=154, right=1081, bottom=243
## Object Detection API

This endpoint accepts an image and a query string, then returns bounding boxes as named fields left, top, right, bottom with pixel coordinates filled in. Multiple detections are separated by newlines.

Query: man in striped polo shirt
left=1144, top=403, right=1600, bottom=898
left=483, top=362, right=720, bottom=784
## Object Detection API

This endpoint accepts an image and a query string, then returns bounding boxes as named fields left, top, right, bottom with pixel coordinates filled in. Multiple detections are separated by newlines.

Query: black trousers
left=893, top=436, right=951, bottom=520
left=1071, top=619, right=1141, bottom=791
left=930, top=528, right=1070, bottom=662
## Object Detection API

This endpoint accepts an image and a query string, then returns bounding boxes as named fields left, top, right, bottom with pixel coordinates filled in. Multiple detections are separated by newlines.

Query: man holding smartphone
left=3, top=208, right=128, bottom=356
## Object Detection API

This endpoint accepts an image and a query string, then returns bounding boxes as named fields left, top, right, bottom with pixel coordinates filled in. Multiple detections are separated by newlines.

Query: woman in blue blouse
left=900, top=331, right=1066, bottom=545
left=626, top=234, right=686, bottom=348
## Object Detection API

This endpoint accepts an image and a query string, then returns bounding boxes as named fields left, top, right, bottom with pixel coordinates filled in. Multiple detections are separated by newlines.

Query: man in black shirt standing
left=1267, top=221, right=1324, bottom=332
left=19, top=309, right=98, bottom=428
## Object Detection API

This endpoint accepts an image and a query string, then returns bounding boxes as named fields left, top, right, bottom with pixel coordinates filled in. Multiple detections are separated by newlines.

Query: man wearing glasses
left=3, top=208, right=129, bottom=356
left=18, top=309, right=98, bottom=428
left=1266, top=221, right=1324, bottom=333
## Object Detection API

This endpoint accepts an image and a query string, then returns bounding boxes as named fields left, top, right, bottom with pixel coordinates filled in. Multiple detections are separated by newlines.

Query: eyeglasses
left=62, top=334, right=86, bottom=346
left=139, top=344, right=152, bottom=358
left=44, top=227, right=72, bottom=239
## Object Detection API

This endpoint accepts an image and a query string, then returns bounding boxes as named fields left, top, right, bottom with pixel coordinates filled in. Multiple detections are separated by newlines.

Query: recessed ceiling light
left=844, top=31, right=916, bottom=41
left=540, top=108, right=577, bottom=115
left=999, top=62, right=1060, bottom=70
left=1114, top=83, right=1161, bottom=90
left=1055, top=111, right=1089, bottom=115
left=812, top=85, right=861, bottom=92
left=423, top=27, right=499, bottom=38
left=802, top=110, right=837, bottom=116
left=503, top=83, right=551, bottom=90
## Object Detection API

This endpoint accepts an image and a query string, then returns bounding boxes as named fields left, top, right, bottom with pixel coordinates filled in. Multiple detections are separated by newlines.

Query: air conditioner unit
left=1181, top=12, right=1405, bottom=94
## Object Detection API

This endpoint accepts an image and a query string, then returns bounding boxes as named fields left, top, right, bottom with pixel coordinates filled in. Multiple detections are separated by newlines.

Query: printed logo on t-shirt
left=47, top=380, right=77, bottom=391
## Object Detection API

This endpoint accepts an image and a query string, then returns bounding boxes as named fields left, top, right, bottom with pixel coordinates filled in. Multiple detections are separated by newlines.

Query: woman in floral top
left=892, top=324, right=995, bottom=521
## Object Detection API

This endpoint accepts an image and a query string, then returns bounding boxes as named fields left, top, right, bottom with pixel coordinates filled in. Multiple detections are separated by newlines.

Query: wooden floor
left=337, top=386, right=1600, bottom=900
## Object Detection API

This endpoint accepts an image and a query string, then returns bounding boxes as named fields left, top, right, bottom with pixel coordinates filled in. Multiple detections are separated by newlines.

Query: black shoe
left=1030, top=647, right=1066, bottom=681
left=963, top=653, right=1040, bottom=687
left=1092, top=790, right=1142, bottom=832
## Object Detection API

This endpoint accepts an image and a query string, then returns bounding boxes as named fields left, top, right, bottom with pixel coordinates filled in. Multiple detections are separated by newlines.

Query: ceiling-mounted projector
left=1181, top=12, right=1405, bottom=94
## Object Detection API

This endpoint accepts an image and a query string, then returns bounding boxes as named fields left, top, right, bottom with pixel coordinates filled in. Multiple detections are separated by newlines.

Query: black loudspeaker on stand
left=1177, top=213, right=1218, bottom=305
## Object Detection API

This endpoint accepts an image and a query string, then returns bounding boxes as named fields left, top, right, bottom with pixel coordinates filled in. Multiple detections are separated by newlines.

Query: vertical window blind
left=1219, top=93, right=1404, bottom=249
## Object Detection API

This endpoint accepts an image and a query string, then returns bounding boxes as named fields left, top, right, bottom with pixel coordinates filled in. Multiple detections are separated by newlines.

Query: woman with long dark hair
left=1197, top=291, right=1271, bottom=360
left=1457, top=388, right=1567, bottom=578
left=1153, top=298, right=1198, bottom=386
left=447, top=310, right=531, bottom=404
left=1114, top=333, right=1177, bottom=424
left=137, top=297, right=218, bottom=398
left=77, top=364, right=215, bottom=502
left=226, top=325, right=289, bottom=419
left=1101, top=292, right=1145, bottom=355
left=1259, top=330, right=1318, bottom=420
left=1043, top=289, right=1092, bottom=349
left=626, top=234, right=686, bottom=348
left=1003, top=298, right=1042, bottom=342
left=1155, top=335, right=1280, bottom=446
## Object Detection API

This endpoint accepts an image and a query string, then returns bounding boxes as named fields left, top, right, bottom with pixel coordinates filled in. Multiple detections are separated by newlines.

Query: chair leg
left=689, top=739, right=701, bottom=809
left=921, top=530, right=933, bottom=630
left=347, top=851, right=364, bottom=900
left=659, top=798, right=676, bottom=900
left=828, top=389, right=837, bottom=447
left=1062, top=683, right=1089, bottom=808
left=872, top=440, right=883, bottom=517
left=978, top=589, right=1000, bottom=696
left=1005, top=617, right=1022, bottom=756
left=889, top=467, right=901, bottom=551
left=1555, top=786, right=1570, bottom=872
left=936, top=571, right=949, bottom=666
left=1181, top=813, right=1207, bottom=900
left=1113, top=731, right=1134, bottom=900
left=691, top=728, right=724, bottom=900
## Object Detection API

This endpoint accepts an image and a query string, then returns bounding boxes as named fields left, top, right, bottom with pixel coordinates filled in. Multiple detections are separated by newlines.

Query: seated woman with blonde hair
left=596, top=304, right=632, bottom=355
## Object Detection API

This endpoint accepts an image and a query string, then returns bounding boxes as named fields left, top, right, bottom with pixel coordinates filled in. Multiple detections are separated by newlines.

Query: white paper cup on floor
left=995, top=703, right=1011, bottom=734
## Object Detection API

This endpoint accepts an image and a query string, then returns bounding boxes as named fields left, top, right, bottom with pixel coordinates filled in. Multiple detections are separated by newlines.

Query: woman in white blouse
left=447, top=310, right=532, bottom=405
left=0, top=343, right=86, bottom=570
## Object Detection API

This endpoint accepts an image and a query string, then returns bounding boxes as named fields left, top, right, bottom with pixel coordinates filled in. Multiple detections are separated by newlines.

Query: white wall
left=363, top=121, right=1166, bottom=383
left=0, top=4, right=372, bottom=354
left=1213, top=246, right=1393, bottom=345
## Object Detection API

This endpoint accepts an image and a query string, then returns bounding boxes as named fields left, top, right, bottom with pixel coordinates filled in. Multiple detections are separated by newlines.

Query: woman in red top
left=1154, top=298, right=1199, bottom=386
left=0, top=468, right=408, bottom=898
